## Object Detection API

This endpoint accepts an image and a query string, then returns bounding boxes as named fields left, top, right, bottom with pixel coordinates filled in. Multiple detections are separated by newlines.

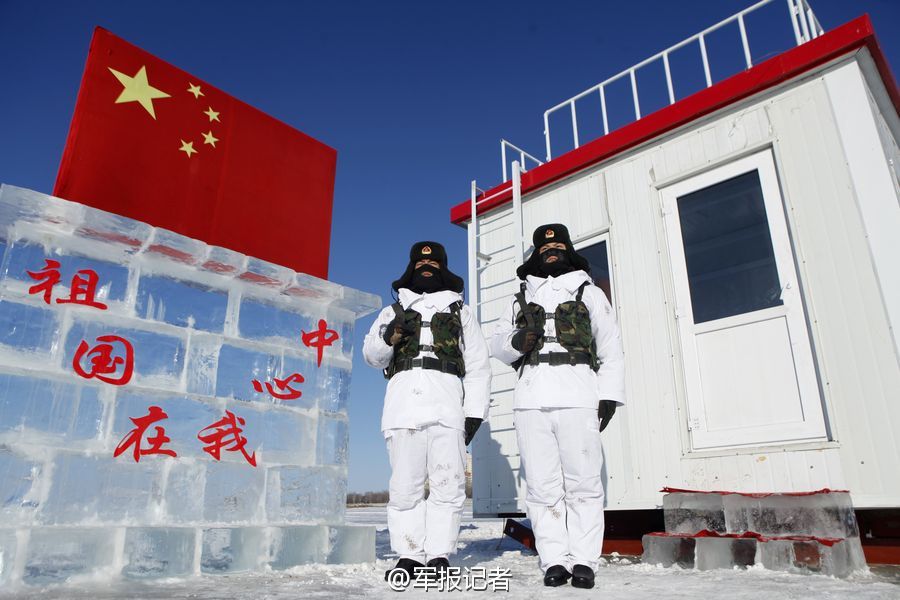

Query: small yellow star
left=187, top=82, right=204, bottom=99
left=108, top=65, right=171, bottom=119
left=204, top=107, right=220, bottom=122
left=179, top=140, right=197, bottom=157
left=202, top=131, right=219, bottom=148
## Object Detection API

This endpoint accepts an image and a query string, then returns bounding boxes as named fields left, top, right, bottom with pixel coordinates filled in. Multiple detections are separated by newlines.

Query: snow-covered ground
left=4, top=504, right=899, bottom=599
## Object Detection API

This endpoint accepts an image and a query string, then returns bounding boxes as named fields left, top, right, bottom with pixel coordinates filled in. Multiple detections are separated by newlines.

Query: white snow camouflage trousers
left=386, top=424, right=467, bottom=562
left=516, top=407, right=606, bottom=572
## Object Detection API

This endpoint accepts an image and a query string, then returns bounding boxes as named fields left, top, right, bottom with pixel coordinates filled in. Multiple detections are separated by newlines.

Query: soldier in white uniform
left=364, top=241, right=491, bottom=586
left=490, top=224, right=625, bottom=589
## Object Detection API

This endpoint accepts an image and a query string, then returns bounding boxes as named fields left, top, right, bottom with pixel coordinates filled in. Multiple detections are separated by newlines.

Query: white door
left=661, top=150, right=826, bottom=450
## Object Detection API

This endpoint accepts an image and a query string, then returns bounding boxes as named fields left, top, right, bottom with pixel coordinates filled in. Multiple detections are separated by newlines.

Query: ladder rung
left=476, top=220, right=514, bottom=237
left=477, top=256, right=516, bottom=271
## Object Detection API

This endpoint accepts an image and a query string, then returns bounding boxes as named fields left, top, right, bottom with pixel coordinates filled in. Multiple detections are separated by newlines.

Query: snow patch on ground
left=3, top=505, right=898, bottom=599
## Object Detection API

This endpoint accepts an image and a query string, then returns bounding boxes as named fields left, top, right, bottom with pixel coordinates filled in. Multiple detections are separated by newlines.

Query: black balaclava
left=391, top=241, right=465, bottom=294
left=516, top=224, right=591, bottom=280
left=410, top=263, right=445, bottom=294
left=539, top=247, right=573, bottom=277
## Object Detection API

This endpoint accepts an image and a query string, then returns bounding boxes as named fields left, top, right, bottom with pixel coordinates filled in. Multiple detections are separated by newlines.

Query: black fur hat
left=516, top=223, right=590, bottom=280
left=391, top=241, right=464, bottom=293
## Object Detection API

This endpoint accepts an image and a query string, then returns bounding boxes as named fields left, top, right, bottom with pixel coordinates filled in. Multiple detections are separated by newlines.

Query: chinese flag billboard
left=54, top=27, right=335, bottom=279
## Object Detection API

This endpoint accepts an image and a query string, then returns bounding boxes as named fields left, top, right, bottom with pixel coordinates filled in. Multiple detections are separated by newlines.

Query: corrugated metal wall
left=472, top=54, right=900, bottom=515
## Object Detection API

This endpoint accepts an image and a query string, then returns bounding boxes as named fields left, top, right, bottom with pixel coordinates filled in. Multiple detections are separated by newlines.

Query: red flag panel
left=54, top=27, right=335, bottom=278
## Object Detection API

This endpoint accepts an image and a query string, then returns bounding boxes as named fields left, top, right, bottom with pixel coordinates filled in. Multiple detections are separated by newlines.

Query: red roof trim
left=451, top=15, right=897, bottom=225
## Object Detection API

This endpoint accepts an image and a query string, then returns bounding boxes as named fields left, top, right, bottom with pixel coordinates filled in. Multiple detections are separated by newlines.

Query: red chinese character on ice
left=72, top=334, right=134, bottom=386
left=302, top=319, right=339, bottom=367
left=26, top=260, right=108, bottom=310
left=197, top=410, right=257, bottom=467
left=252, top=373, right=305, bottom=400
left=56, top=269, right=108, bottom=310
left=113, top=405, right=177, bottom=462
left=26, top=259, right=62, bottom=304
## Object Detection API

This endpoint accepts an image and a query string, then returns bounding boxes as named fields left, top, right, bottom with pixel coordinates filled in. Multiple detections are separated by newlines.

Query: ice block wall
left=0, top=184, right=380, bottom=586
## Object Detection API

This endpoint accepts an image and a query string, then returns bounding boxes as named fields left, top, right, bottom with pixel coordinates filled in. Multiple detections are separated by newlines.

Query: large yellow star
left=108, top=65, right=171, bottom=119
left=179, top=140, right=197, bottom=157
left=204, top=107, right=220, bottom=122
left=202, top=130, right=219, bottom=148
left=187, top=82, right=204, bottom=99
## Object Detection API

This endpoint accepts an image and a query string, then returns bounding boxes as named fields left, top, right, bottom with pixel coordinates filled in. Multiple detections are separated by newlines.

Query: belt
left=534, top=351, right=593, bottom=367
left=392, top=356, right=463, bottom=376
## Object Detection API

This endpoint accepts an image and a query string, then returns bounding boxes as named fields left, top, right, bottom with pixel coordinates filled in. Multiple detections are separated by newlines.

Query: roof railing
left=541, top=0, right=824, bottom=163
left=501, top=139, right=544, bottom=182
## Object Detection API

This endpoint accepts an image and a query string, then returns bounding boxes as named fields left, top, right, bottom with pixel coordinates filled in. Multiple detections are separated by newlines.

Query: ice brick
left=238, top=297, right=312, bottom=344
left=64, top=319, right=186, bottom=389
left=0, top=185, right=84, bottom=234
left=0, top=300, right=60, bottom=356
left=163, top=461, right=206, bottom=524
left=0, top=450, right=41, bottom=522
left=0, top=529, right=17, bottom=586
left=278, top=352, right=319, bottom=411
left=641, top=534, right=696, bottom=568
left=757, top=537, right=866, bottom=577
left=2, top=241, right=130, bottom=304
left=239, top=258, right=294, bottom=290
left=185, top=334, right=222, bottom=396
left=663, top=492, right=726, bottom=534
left=267, top=525, right=327, bottom=569
left=318, top=365, right=351, bottom=413
left=145, top=228, right=207, bottom=265
left=0, top=372, right=104, bottom=444
left=75, top=207, right=152, bottom=252
left=695, top=537, right=757, bottom=570
left=326, top=525, right=374, bottom=564
left=203, top=461, right=265, bottom=523
left=123, top=527, right=196, bottom=578
left=215, top=344, right=278, bottom=402
left=200, top=527, right=267, bottom=573
left=136, top=274, right=228, bottom=333
left=112, top=391, right=221, bottom=459
left=201, top=246, right=246, bottom=277
left=23, top=527, right=117, bottom=584
left=331, top=286, right=382, bottom=318
left=723, top=492, right=860, bottom=538
left=41, top=453, right=162, bottom=525
left=316, top=415, right=349, bottom=466
left=236, top=406, right=315, bottom=466
left=266, top=466, right=346, bottom=524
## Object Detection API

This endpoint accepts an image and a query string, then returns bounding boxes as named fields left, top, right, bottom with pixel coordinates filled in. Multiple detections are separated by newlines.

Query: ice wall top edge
left=0, top=184, right=381, bottom=319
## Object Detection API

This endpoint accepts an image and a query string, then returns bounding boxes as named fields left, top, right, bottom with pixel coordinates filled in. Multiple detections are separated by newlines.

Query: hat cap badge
left=545, top=229, right=555, bottom=239
left=421, top=246, right=432, bottom=255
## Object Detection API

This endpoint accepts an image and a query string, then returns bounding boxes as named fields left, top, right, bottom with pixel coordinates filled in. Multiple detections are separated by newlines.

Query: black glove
left=598, top=400, right=617, bottom=433
left=382, top=316, right=415, bottom=346
left=464, top=417, right=483, bottom=445
left=511, top=326, right=543, bottom=353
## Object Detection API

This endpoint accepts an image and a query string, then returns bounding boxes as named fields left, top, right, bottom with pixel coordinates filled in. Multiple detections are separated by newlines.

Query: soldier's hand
left=598, top=400, right=617, bottom=432
left=511, top=326, right=543, bottom=353
left=383, top=317, right=415, bottom=346
left=464, top=417, right=483, bottom=445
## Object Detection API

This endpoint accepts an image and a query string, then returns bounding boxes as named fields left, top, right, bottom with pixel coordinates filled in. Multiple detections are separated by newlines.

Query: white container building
left=452, top=1, right=900, bottom=518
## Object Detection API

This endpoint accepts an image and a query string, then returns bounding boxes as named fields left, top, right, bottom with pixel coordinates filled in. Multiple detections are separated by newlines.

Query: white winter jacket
left=363, top=289, right=492, bottom=435
left=490, top=270, right=625, bottom=410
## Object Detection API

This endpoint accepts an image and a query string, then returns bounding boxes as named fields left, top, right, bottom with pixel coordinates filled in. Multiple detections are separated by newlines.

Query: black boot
left=384, top=558, right=424, bottom=586
left=426, top=557, right=450, bottom=579
left=571, top=564, right=595, bottom=589
left=543, top=564, right=571, bottom=587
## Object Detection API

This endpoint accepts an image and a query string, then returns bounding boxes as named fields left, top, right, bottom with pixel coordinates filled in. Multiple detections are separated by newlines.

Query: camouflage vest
left=511, top=281, right=599, bottom=374
left=385, top=300, right=465, bottom=379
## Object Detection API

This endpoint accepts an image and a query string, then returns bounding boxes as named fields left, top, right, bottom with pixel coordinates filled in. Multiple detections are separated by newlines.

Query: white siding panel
left=471, top=56, right=900, bottom=514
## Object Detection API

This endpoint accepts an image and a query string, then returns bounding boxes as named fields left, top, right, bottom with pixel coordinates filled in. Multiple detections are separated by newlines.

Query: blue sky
left=1, top=0, right=898, bottom=492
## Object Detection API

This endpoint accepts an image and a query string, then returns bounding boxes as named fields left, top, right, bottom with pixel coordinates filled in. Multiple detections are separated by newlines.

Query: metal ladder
left=467, top=162, right=528, bottom=323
